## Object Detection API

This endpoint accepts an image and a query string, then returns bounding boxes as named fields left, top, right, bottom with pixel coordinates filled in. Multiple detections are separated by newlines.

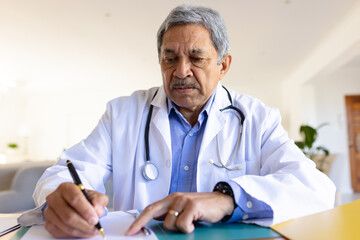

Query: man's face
left=160, top=24, right=231, bottom=115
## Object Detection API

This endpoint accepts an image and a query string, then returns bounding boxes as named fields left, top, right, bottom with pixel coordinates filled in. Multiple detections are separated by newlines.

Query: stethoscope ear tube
left=145, top=89, right=159, bottom=162
left=219, top=105, right=245, bottom=126
left=143, top=89, right=159, bottom=181
left=145, top=105, right=154, bottom=162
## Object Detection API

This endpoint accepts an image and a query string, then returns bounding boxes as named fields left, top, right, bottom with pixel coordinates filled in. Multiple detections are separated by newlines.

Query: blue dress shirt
left=167, top=92, right=273, bottom=222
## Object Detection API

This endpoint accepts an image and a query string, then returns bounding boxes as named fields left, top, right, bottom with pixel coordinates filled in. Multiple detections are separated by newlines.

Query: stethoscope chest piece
left=142, top=162, right=159, bottom=181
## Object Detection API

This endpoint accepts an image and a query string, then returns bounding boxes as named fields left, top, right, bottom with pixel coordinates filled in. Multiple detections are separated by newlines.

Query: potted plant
left=295, top=123, right=334, bottom=174
left=7, top=143, right=18, bottom=149
left=5, top=142, right=20, bottom=162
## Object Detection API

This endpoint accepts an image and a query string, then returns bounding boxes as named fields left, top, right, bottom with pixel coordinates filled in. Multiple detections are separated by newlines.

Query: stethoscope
left=142, top=86, right=245, bottom=181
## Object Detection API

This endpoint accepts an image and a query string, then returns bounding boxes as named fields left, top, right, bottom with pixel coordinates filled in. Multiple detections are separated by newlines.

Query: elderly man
left=32, top=4, right=335, bottom=238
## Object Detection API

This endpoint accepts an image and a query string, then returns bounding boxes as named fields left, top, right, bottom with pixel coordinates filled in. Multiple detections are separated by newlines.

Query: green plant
left=295, top=123, right=330, bottom=171
left=7, top=143, right=18, bottom=149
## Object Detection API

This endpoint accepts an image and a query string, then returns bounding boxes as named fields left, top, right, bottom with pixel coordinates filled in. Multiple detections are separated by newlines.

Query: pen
left=0, top=224, right=21, bottom=237
left=66, top=160, right=106, bottom=239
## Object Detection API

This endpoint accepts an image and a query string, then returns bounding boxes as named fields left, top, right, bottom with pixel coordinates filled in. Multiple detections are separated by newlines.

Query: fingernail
left=124, top=227, right=133, bottom=236
left=89, top=216, right=98, bottom=225
left=124, top=229, right=131, bottom=236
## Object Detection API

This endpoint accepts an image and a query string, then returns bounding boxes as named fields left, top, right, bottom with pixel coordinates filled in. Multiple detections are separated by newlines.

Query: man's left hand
left=125, top=191, right=235, bottom=235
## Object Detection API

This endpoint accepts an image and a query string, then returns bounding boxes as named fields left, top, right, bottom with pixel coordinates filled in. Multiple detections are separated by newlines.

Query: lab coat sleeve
left=232, top=108, right=336, bottom=226
left=33, top=102, right=114, bottom=206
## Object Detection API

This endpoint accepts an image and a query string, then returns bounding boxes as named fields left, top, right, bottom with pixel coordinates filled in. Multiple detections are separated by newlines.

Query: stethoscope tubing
left=142, top=86, right=245, bottom=180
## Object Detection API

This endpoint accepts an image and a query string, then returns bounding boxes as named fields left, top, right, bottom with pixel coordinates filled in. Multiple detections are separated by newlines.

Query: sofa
left=0, top=161, right=113, bottom=213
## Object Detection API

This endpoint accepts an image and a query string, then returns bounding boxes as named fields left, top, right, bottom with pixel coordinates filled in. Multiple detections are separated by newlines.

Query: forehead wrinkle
left=162, top=47, right=206, bottom=56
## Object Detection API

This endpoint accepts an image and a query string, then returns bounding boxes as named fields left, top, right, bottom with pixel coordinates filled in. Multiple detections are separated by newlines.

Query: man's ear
left=219, top=54, right=232, bottom=78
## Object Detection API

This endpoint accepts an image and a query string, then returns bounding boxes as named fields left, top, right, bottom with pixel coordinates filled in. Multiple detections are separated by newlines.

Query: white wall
left=282, top=0, right=360, bottom=138
left=302, top=67, right=360, bottom=194
left=0, top=1, right=286, bottom=161
left=0, top=0, right=357, bottom=178
left=0, top=1, right=160, bottom=160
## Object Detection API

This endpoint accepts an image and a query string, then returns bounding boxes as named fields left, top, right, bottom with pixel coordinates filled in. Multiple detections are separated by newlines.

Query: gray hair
left=157, top=4, right=230, bottom=64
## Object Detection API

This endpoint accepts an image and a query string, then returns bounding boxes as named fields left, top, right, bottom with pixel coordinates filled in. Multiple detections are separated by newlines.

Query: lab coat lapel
left=150, top=86, right=172, bottom=156
left=132, top=87, right=172, bottom=209
left=150, top=84, right=229, bottom=155
left=198, top=84, right=230, bottom=160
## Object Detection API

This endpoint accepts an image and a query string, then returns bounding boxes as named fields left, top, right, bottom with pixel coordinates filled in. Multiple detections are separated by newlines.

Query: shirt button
left=242, top=214, right=249, bottom=220
left=189, top=133, right=193, bottom=137
left=246, top=201, right=253, bottom=208
left=184, top=166, right=189, bottom=171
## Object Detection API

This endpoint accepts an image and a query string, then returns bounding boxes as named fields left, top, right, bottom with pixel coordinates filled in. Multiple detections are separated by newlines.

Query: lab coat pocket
left=243, top=157, right=261, bottom=175
left=226, top=167, right=245, bottom=180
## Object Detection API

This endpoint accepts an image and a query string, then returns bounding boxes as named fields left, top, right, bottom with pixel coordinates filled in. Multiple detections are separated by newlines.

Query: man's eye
left=164, top=57, right=176, bottom=63
left=191, top=57, right=204, bottom=62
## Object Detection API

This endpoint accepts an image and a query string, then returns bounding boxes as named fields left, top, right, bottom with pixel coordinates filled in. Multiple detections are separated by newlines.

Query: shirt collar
left=166, top=88, right=217, bottom=123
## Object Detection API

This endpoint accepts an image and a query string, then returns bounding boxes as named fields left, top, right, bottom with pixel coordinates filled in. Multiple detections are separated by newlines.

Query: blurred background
left=1, top=0, right=360, bottom=196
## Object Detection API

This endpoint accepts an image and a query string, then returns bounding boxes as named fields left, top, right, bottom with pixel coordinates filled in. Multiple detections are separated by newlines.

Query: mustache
left=170, top=79, right=200, bottom=89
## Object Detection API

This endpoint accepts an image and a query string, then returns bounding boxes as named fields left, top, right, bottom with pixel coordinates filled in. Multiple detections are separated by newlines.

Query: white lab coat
left=33, top=83, right=335, bottom=226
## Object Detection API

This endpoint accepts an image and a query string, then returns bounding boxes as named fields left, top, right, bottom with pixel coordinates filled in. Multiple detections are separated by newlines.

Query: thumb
left=87, top=190, right=109, bottom=216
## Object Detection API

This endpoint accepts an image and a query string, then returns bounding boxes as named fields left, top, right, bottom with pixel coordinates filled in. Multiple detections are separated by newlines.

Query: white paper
left=22, top=211, right=158, bottom=240
left=0, top=215, right=19, bottom=232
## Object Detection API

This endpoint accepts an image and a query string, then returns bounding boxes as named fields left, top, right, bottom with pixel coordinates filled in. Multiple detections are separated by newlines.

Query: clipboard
left=8, top=216, right=281, bottom=240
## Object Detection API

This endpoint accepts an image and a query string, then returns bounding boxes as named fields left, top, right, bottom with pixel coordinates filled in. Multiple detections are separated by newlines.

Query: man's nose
left=173, top=58, right=193, bottom=79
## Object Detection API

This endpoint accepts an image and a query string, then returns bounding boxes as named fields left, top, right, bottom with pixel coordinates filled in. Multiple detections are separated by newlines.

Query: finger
left=179, top=192, right=234, bottom=225
left=46, top=189, right=97, bottom=234
left=46, top=222, right=96, bottom=239
left=44, top=204, right=97, bottom=238
left=46, top=183, right=98, bottom=234
left=59, top=183, right=100, bottom=225
left=86, top=190, right=108, bottom=216
left=125, top=198, right=173, bottom=236
left=45, top=220, right=72, bottom=238
left=175, top=201, right=199, bottom=233
left=163, top=195, right=187, bottom=231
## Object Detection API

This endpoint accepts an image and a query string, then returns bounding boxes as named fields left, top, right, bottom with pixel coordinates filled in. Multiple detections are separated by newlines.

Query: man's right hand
left=44, top=182, right=108, bottom=238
